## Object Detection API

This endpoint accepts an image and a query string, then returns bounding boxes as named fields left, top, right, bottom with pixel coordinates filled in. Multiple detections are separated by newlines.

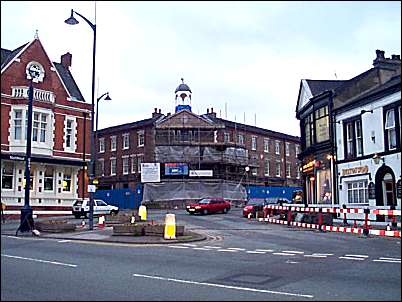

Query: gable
left=296, top=79, right=313, bottom=112
left=156, top=110, right=217, bottom=129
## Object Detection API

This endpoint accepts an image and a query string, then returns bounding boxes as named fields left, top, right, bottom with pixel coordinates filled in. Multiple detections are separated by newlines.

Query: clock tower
left=175, top=78, right=192, bottom=112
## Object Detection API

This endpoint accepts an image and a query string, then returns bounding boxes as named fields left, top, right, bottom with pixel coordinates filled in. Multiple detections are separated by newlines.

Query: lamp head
left=65, top=9, right=79, bottom=25
left=104, top=93, right=111, bottom=101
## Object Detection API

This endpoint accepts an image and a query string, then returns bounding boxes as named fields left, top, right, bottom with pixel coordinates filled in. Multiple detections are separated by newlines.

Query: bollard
left=342, top=204, right=348, bottom=226
left=318, top=209, right=323, bottom=231
left=363, top=208, right=370, bottom=236
left=164, top=213, right=176, bottom=239
left=287, top=209, right=292, bottom=227
left=81, top=219, right=86, bottom=228
left=98, top=215, right=105, bottom=228
left=131, top=216, right=136, bottom=224
left=138, top=205, right=147, bottom=221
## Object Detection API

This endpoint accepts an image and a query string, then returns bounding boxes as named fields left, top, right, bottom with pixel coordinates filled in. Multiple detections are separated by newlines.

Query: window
left=263, top=138, right=269, bottom=153
left=30, top=112, right=48, bottom=143
left=295, top=145, right=300, bottom=158
left=1, top=162, right=14, bottom=189
left=304, top=113, right=314, bottom=148
left=264, top=160, right=270, bottom=176
left=224, top=132, right=230, bottom=143
left=110, top=158, right=116, bottom=175
left=275, top=161, right=281, bottom=177
left=251, top=167, right=258, bottom=176
left=44, top=166, right=54, bottom=191
left=62, top=168, right=72, bottom=192
left=65, top=118, right=74, bottom=149
left=14, top=110, right=22, bottom=140
left=315, top=106, right=329, bottom=143
left=110, top=136, right=117, bottom=151
left=131, top=155, right=136, bottom=173
left=122, top=156, right=129, bottom=175
left=138, top=156, right=143, bottom=173
left=384, top=106, right=400, bottom=150
left=237, top=133, right=244, bottom=145
left=285, top=142, right=290, bottom=156
left=99, top=138, right=105, bottom=153
left=344, top=118, right=363, bottom=159
left=347, top=180, right=368, bottom=204
left=286, top=163, right=291, bottom=178
left=317, top=169, right=332, bottom=204
left=123, top=133, right=130, bottom=149
left=98, top=159, right=104, bottom=176
left=251, top=136, right=257, bottom=150
left=138, top=130, right=144, bottom=147
left=296, top=166, right=301, bottom=179
left=275, top=141, right=280, bottom=155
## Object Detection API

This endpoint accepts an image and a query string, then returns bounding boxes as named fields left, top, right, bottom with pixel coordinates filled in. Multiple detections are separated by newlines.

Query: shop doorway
left=375, top=165, right=396, bottom=208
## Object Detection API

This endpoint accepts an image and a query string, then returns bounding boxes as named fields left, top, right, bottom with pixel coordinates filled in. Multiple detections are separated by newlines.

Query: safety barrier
left=259, top=205, right=401, bottom=238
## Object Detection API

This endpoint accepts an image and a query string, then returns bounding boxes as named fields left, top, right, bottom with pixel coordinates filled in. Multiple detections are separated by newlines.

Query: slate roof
left=175, top=83, right=192, bottom=93
left=1, top=43, right=85, bottom=102
left=96, top=117, right=157, bottom=134
left=305, top=79, right=347, bottom=96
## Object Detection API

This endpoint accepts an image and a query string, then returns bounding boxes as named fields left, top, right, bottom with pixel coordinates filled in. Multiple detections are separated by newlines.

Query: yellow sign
left=302, top=160, right=315, bottom=173
left=93, top=179, right=99, bottom=185
left=342, top=165, right=369, bottom=176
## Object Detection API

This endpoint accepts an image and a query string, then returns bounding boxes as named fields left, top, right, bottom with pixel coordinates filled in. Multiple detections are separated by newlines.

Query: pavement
left=0, top=215, right=207, bottom=245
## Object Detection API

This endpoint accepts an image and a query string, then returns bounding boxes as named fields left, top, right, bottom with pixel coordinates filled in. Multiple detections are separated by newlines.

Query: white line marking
left=273, top=252, right=296, bottom=256
left=379, top=257, right=401, bottom=261
left=311, top=253, right=334, bottom=256
left=372, top=259, right=401, bottom=263
left=2, top=254, right=77, bottom=267
left=192, top=248, right=211, bottom=251
left=218, top=249, right=239, bottom=252
left=168, top=246, right=189, bottom=249
left=282, top=250, right=304, bottom=254
left=246, top=251, right=267, bottom=254
left=344, top=254, right=369, bottom=258
left=304, top=255, right=327, bottom=258
left=179, top=244, right=198, bottom=247
left=255, top=249, right=274, bottom=252
left=227, top=248, right=246, bottom=251
left=339, top=256, right=365, bottom=261
left=132, top=273, right=314, bottom=298
left=57, top=240, right=72, bottom=243
left=203, top=246, right=221, bottom=249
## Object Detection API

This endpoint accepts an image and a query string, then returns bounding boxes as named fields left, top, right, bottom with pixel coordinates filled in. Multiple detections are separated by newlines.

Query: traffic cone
left=98, top=216, right=105, bottom=228
left=81, top=219, right=86, bottom=228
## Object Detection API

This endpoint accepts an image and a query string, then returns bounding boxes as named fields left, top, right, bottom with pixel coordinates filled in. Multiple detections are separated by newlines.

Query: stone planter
left=106, top=212, right=140, bottom=225
left=35, top=220, right=76, bottom=233
left=143, top=224, right=164, bottom=236
left=113, top=224, right=144, bottom=236
left=176, top=225, right=185, bottom=236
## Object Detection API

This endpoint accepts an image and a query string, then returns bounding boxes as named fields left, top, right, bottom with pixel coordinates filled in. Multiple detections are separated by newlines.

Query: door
left=382, top=174, right=395, bottom=207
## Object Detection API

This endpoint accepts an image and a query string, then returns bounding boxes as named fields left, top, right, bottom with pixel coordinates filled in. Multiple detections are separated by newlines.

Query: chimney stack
left=207, top=108, right=210, bottom=114
left=152, top=108, right=162, bottom=118
left=61, top=52, right=72, bottom=69
left=373, top=49, right=401, bottom=72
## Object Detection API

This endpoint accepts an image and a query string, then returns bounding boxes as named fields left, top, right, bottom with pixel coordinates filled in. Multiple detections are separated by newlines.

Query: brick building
left=1, top=36, right=91, bottom=216
left=96, top=80, right=302, bottom=207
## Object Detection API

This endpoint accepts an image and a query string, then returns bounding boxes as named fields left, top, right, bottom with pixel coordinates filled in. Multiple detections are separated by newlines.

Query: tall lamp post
left=65, top=9, right=97, bottom=230
left=94, top=92, right=111, bottom=178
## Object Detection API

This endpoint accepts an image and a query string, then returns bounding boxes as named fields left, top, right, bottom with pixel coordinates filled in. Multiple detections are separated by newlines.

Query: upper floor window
left=251, top=136, right=257, bottom=150
left=275, top=161, right=281, bottom=177
left=286, top=163, right=291, bottom=178
left=99, top=138, right=105, bottom=153
left=98, top=159, right=105, bottom=176
left=122, top=156, right=129, bottom=175
left=295, top=145, right=300, bottom=158
left=110, top=136, right=117, bottom=151
left=296, top=166, right=301, bottom=179
left=237, top=133, right=244, bottom=145
left=344, top=117, right=363, bottom=159
left=123, top=133, right=130, bottom=150
left=384, top=104, right=401, bottom=151
left=315, top=106, right=329, bottom=143
left=138, top=130, right=145, bottom=147
left=224, top=132, right=230, bottom=143
left=285, top=142, right=290, bottom=156
left=264, top=160, right=270, bottom=176
left=110, top=158, right=116, bottom=175
left=64, top=118, right=75, bottom=150
left=264, top=138, right=269, bottom=153
left=275, top=141, right=280, bottom=155
left=304, top=113, right=314, bottom=148
left=13, top=110, right=23, bottom=140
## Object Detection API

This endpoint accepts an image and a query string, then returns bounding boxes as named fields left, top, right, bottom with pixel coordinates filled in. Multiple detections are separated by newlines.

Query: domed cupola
left=175, top=78, right=192, bottom=112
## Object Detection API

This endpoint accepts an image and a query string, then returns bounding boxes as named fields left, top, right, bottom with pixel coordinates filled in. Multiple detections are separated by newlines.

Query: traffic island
left=112, top=223, right=185, bottom=237
left=35, top=220, right=76, bottom=233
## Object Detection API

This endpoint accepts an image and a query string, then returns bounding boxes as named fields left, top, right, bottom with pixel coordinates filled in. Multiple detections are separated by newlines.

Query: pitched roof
left=1, top=43, right=28, bottom=69
left=1, top=42, right=85, bottom=102
left=305, top=79, right=346, bottom=96
left=96, top=117, right=157, bottom=134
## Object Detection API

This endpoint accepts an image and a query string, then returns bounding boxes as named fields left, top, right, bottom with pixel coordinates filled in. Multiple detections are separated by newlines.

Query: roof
left=175, top=83, right=192, bottom=93
left=1, top=43, right=28, bottom=69
left=96, top=117, right=157, bottom=134
left=1, top=42, right=85, bottom=102
left=305, top=79, right=346, bottom=96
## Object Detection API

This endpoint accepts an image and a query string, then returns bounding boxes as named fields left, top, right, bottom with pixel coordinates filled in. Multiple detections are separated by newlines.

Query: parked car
left=72, top=199, right=119, bottom=218
left=186, top=198, right=231, bottom=215
left=243, top=198, right=293, bottom=218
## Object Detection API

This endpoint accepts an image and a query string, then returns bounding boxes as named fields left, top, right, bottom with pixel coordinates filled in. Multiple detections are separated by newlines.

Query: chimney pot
left=61, top=52, right=72, bottom=69
left=207, top=108, right=210, bottom=114
left=376, top=49, right=385, bottom=59
left=159, top=109, right=161, bottom=113
left=154, top=108, right=157, bottom=113
left=391, top=54, right=400, bottom=60
left=211, top=107, right=214, bottom=113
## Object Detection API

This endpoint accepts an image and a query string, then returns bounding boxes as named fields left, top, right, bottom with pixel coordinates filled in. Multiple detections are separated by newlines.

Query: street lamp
left=65, top=8, right=97, bottom=230
left=94, top=92, right=111, bottom=178
left=245, top=166, right=250, bottom=203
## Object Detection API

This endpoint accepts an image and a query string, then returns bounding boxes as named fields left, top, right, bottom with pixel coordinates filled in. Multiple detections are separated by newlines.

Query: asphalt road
left=1, top=208, right=401, bottom=301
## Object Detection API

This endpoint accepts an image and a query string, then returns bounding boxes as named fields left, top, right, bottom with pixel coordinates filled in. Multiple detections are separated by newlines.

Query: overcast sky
left=1, top=1, right=401, bottom=136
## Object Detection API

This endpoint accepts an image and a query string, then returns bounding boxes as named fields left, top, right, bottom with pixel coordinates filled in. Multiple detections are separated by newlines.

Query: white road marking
left=246, top=251, right=267, bottom=254
left=255, top=249, right=274, bottom=252
left=339, top=256, right=366, bottom=261
left=168, top=246, right=189, bottom=249
left=273, top=252, right=296, bottom=256
left=179, top=244, right=198, bottom=247
left=282, top=250, right=304, bottom=254
left=311, top=253, right=334, bottom=256
left=227, top=248, right=246, bottom=251
left=2, top=254, right=77, bottom=267
left=344, top=254, right=369, bottom=258
left=304, top=255, right=327, bottom=258
left=378, top=257, right=401, bottom=261
left=203, top=246, right=221, bottom=249
left=193, top=248, right=211, bottom=251
left=218, top=249, right=239, bottom=252
left=132, top=273, right=314, bottom=298
left=372, top=259, right=401, bottom=263
left=57, top=240, right=72, bottom=243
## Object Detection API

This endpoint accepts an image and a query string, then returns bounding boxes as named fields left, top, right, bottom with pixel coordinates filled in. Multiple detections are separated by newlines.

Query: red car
left=186, top=198, right=231, bottom=215
left=243, top=198, right=267, bottom=218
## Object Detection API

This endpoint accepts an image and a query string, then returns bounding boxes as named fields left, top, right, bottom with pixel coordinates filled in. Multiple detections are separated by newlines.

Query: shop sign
left=341, top=165, right=368, bottom=176
left=368, top=182, right=376, bottom=199
left=397, top=179, right=401, bottom=199
left=302, top=160, right=315, bottom=173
